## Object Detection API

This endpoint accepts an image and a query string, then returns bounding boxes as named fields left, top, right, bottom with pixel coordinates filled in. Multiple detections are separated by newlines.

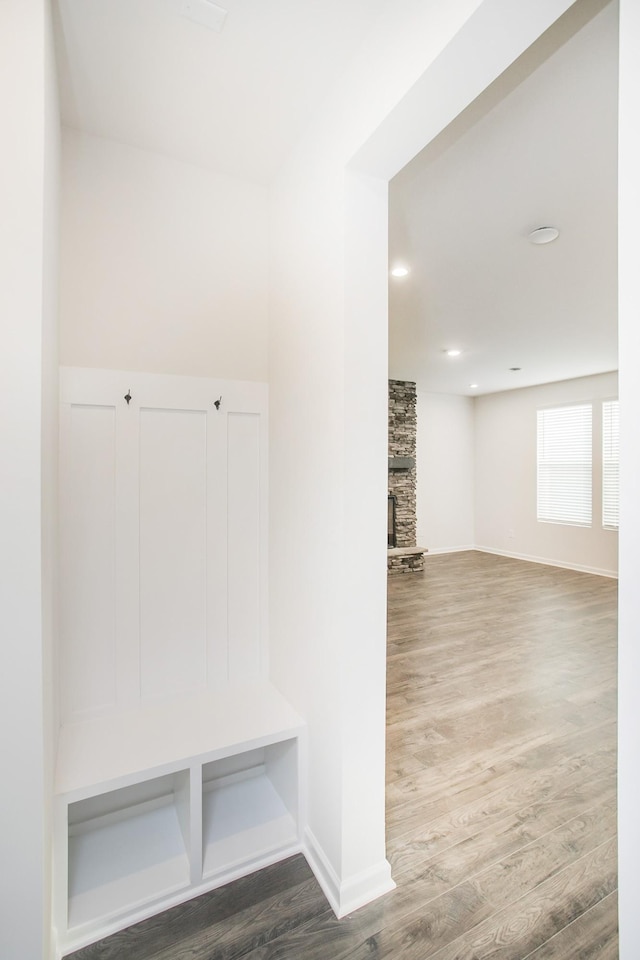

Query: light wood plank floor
left=68, top=551, right=618, bottom=959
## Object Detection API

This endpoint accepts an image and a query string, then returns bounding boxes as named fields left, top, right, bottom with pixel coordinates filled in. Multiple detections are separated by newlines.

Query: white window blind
left=602, top=399, right=619, bottom=529
left=537, top=404, right=592, bottom=526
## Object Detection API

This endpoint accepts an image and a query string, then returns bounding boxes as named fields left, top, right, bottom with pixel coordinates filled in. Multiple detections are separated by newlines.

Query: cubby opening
left=202, top=739, right=298, bottom=879
left=67, top=770, right=191, bottom=930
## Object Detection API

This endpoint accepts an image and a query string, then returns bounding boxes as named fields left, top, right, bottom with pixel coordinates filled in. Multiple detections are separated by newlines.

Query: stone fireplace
left=388, top=379, right=426, bottom=573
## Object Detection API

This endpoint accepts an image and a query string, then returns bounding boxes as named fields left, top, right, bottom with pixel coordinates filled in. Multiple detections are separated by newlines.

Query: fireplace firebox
left=388, top=494, right=397, bottom=548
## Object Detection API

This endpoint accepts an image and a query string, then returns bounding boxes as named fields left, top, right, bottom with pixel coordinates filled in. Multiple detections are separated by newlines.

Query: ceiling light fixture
left=445, top=349, right=462, bottom=357
left=528, top=226, right=559, bottom=244
left=390, top=265, right=409, bottom=278
left=469, top=383, right=479, bottom=389
left=509, top=367, right=522, bottom=371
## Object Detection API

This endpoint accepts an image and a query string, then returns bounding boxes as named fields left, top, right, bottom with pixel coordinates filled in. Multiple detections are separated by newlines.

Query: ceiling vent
left=180, top=0, right=228, bottom=32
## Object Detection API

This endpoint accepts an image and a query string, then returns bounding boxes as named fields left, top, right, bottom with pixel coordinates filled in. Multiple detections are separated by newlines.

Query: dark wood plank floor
left=67, top=551, right=618, bottom=959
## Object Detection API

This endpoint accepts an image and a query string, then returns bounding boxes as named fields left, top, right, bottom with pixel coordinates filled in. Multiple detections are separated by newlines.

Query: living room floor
left=67, top=551, right=618, bottom=960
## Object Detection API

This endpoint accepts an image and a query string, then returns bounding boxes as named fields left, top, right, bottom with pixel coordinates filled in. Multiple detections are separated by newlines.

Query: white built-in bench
left=54, top=683, right=305, bottom=956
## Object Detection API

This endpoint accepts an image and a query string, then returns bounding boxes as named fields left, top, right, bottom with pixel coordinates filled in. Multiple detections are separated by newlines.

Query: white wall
left=474, top=372, right=618, bottom=576
left=415, top=375, right=618, bottom=574
left=416, top=391, right=475, bottom=552
left=617, top=0, right=640, bottom=953
left=0, top=1, right=59, bottom=958
left=60, top=129, right=268, bottom=381
left=269, top=0, right=579, bottom=917
left=41, top=0, right=60, bottom=953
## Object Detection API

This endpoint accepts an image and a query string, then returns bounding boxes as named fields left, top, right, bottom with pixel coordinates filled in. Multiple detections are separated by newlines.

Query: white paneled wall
left=60, top=403, right=117, bottom=716
left=139, top=407, right=208, bottom=701
left=59, top=368, right=268, bottom=722
left=227, top=412, right=262, bottom=680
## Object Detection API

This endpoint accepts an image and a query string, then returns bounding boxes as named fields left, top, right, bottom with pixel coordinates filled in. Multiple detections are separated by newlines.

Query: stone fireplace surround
left=388, top=379, right=426, bottom=573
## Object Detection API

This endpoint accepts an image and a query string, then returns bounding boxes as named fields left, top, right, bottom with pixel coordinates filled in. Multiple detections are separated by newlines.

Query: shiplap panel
left=207, top=408, right=228, bottom=685
left=139, top=408, right=208, bottom=701
left=59, top=369, right=268, bottom=719
left=61, top=404, right=117, bottom=717
left=227, top=412, right=261, bottom=680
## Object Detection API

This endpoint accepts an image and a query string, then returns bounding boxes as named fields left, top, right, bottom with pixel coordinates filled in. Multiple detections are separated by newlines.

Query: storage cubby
left=54, top=684, right=305, bottom=955
left=67, top=771, right=191, bottom=931
left=202, top=738, right=299, bottom=879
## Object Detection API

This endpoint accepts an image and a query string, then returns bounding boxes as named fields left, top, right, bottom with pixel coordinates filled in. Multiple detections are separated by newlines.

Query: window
left=602, top=399, right=619, bottom=529
left=537, top=404, right=592, bottom=526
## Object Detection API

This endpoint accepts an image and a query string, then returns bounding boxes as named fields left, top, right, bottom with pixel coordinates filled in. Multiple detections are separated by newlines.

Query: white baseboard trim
left=423, top=545, right=476, bottom=556
left=474, top=546, right=618, bottom=579
left=302, top=827, right=395, bottom=919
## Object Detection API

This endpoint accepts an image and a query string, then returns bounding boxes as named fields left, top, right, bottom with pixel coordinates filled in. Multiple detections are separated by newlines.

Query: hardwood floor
left=67, top=551, right=618, bottom=959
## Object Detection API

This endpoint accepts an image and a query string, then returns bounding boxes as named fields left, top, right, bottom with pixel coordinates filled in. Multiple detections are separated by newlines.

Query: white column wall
left=416, top=391, right=475, bottom=553
left=341, top=170, right=390, bottom=889
left=0, top=1, right=59, bottom=958
left=269, top=0, right=579, bottom=914
left=269, top=161, right=347, bottom=883
left=41, top=0, right=60, bottom=953
left=617, top=0, right=640, bottom=953
left=268, top=0, right=485, bottom=905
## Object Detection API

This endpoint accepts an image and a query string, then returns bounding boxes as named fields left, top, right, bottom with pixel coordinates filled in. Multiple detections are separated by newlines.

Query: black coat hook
left=214, top=396, right=222, bottom=410
left=124, top=390, right=132, bottom=405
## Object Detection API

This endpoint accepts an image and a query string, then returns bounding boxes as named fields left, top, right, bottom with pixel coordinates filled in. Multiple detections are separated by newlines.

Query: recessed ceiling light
left=469, top=383, right=479, bottom=389
left=390, top=265, right=409, bottom=278
left=528, top=226, right=559, bottom=244
left=509, top=367, right=522, bottom=371
left=445, top=349, right=462, bottom=357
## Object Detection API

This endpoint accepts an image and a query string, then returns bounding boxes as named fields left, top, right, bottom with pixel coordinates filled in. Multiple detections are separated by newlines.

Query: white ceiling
left=53, top=0, right=390, bottom=184
left=53, top=0, right=619, bottom=398
left=389, top=0, right=618, bottom=396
